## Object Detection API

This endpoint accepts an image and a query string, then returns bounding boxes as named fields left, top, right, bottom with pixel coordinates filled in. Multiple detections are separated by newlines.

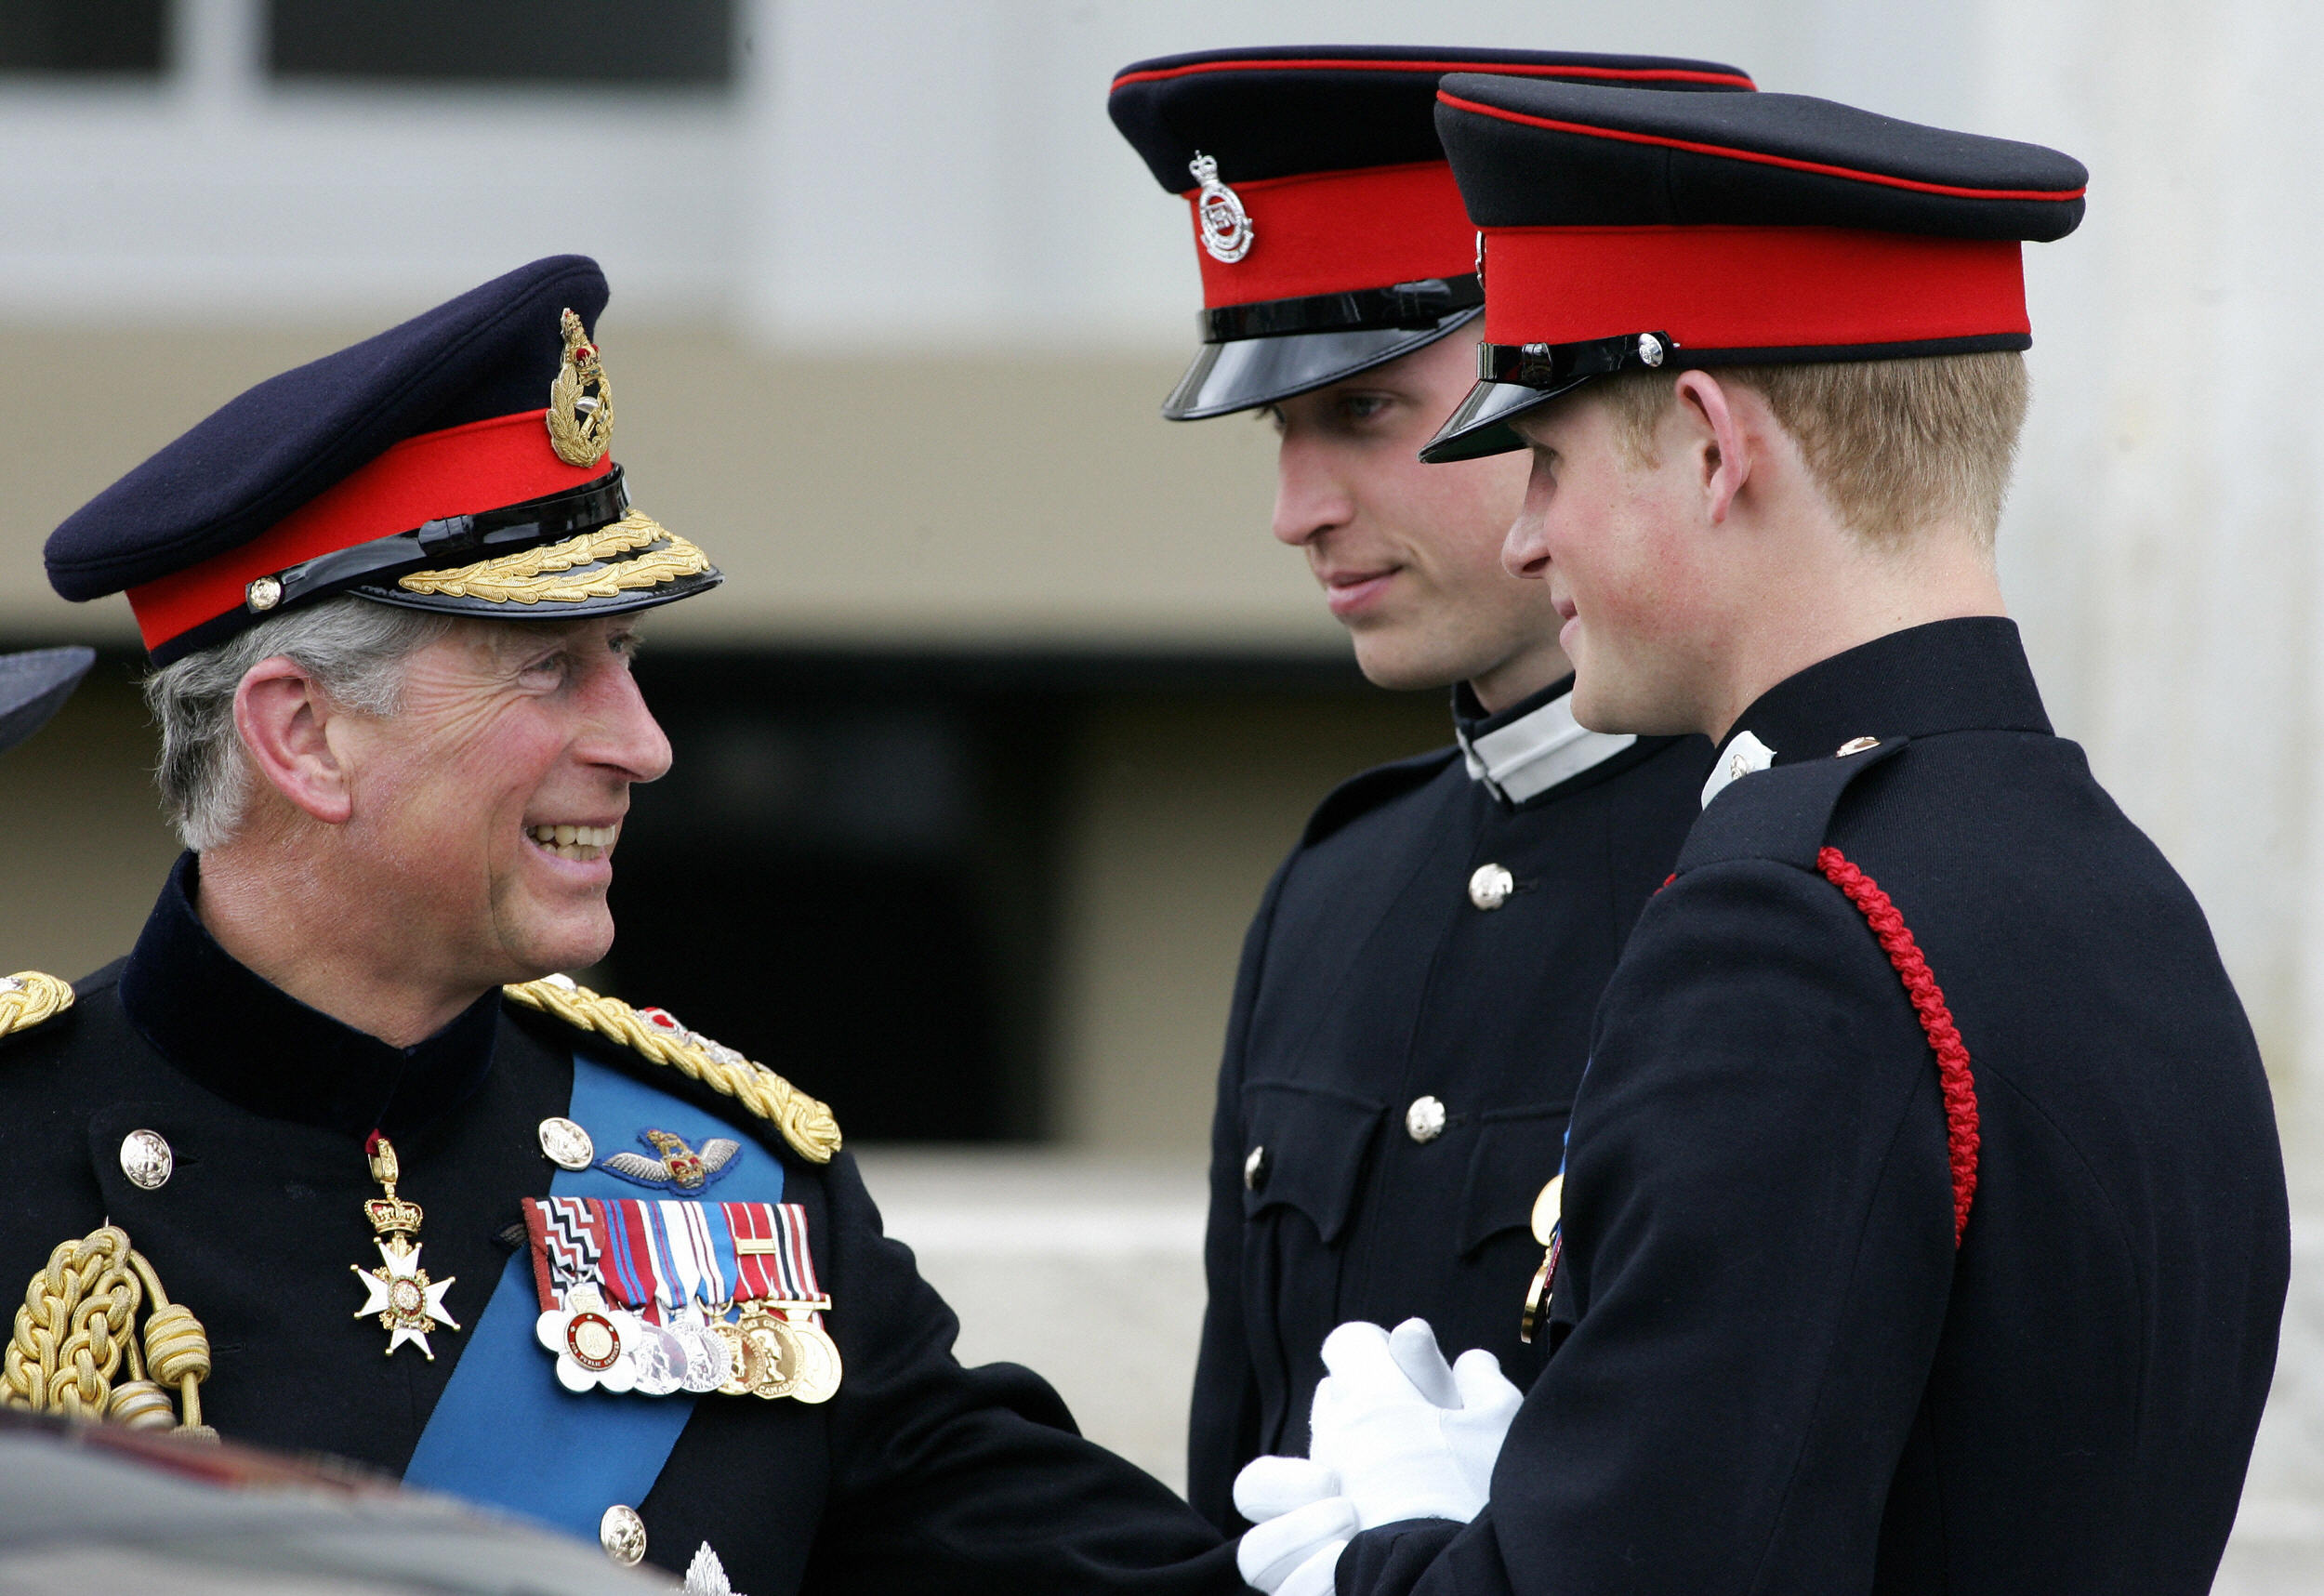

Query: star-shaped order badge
left=350, top=1132, right=460, bottom=1359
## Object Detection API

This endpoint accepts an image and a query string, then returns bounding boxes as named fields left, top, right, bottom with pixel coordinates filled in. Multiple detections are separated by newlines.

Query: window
left=269, top=0, right=733, bottom=86
left=0, top=0, right=166, bottom=74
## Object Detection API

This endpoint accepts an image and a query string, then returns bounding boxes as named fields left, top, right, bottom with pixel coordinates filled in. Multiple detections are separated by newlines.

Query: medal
left=350, top=1132, right=460, bottom=1359
left=516, top=1191, right=842, bottom=1402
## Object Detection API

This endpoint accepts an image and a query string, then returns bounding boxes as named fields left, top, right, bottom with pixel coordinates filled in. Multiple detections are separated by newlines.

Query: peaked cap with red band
left=1420, top=77, right=2088, bottom=461
left=46, top=255, right=721, bottom=664
left=1106, top=46, right=1754, bottom=421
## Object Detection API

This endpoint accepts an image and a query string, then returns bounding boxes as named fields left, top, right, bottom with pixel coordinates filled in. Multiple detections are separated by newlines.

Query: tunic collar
left=1453, top=675, right=1638, bottom=806
left=1702, top=616, right=2052, bottom=809
left=117, top=852, right=502, bottom=1140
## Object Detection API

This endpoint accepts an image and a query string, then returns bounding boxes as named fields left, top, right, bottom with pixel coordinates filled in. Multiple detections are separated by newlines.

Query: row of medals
left=547, top=1285, right=842, bottom=1404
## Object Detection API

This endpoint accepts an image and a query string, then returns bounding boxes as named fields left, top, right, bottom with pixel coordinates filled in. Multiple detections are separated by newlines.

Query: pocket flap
left=1238, top=1080, right=1386, bottom=1246
left=1458, top=1105, right=1571, bottom=1256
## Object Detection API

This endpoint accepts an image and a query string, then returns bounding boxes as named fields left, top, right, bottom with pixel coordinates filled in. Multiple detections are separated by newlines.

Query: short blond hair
left=1593, top=350, right=2028, bottom=547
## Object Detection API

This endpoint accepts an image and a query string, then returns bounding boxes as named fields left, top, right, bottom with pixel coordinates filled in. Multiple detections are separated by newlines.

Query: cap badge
left=546, top=308, right=615, bottom=467
left=1189, top=152, right=1254, bottom=264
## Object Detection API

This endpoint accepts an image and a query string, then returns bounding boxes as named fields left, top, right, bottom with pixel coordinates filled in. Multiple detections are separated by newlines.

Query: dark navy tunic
left=1189, top=679, right=1711, bottom=1530
left=1337, top=619, right=2291, bottom=1595
left=0, top=856, right=1243, bottom=1596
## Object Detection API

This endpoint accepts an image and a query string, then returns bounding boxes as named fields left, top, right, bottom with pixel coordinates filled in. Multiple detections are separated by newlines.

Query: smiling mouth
left=527, top=823, right=618, bottom=863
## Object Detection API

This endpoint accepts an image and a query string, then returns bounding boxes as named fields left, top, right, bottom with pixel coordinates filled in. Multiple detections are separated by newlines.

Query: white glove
left=1307, top=1318, right=1523, bottom=1528
left=1237, top=1495, right=1355, bottom=1593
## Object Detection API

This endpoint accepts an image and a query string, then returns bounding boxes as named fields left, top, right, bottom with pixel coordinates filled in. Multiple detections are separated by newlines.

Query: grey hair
left=142, top=597, right=455, bottom=851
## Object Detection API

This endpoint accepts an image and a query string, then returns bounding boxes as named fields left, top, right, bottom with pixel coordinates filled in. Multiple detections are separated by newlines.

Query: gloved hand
left=1306, top=1318, right=1523, bottom=1528
left=1235, top=1483, right=1354, bottom=1595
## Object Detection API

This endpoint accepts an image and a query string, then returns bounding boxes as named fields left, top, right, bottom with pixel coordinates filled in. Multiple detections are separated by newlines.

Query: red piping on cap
left=1479, top=224, right=2027, bottom=352
left=125, top=410, right=609, bottom=654
left=1115, top=58, right=1754, bottom=90
left=1817, top=847, right=1979, bottom=1245
left=1437, top=90, right=2085, bottom=203
left=1185, top=159, right=1475, bottom=309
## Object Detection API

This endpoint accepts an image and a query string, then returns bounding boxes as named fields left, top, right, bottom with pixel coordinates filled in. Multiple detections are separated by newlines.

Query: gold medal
left=779, top=1313, right=843, bottom=1405
left=350, top=1133, right=459, bottom=1359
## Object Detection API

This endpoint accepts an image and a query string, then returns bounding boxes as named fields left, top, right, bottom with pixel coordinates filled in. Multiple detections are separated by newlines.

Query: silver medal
left=629, top=1318, right=688, bottom=1397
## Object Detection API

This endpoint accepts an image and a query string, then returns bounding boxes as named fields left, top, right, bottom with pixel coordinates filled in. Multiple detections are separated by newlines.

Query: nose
left=1270, top=431, right=1354, bottom=548
left=1502, top=453, right=1555, bottom=579
left=588, top=662, right=674, bottom=785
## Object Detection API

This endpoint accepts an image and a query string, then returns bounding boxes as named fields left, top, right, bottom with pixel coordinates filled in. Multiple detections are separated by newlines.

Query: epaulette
left=504, top=975, right=841, bottom=1164
left=1302, top=746, right=1461, bottom=848
left=0, top=971, right=73, bottom=1041
left=1676, top=736, right=1909, bottom=875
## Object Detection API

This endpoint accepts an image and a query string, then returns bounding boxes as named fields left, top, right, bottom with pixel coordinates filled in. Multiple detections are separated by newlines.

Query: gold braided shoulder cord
left=395, top=512, right=709, bottom=606
left=0, top=971, right=73, bottom=1038
left=505, top=976, right=842, bottom=1165
left=5, top=1226, right=214, bottom=1437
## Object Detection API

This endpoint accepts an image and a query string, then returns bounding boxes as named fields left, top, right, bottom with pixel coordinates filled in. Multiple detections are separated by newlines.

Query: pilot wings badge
left=601, top=1128, right=741, bottom=1193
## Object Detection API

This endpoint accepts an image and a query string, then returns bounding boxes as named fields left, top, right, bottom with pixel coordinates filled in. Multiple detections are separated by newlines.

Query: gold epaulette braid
left=5, top=1226, right=214, bottom=1437
left=0, top=971, right=73, bottom=1038
left=505, top=975, right=841, bottom=1164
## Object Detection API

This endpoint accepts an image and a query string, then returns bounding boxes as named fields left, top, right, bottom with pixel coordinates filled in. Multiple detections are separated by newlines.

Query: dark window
left=269, top=0, right=733, bottom=86
left=0, top=0, right=165, bottom=73
left=608, top=653, right=1067, bottom=1143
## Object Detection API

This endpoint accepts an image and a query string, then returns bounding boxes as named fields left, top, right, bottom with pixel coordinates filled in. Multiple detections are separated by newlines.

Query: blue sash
left=402, top=1052, right=784, bottom=1537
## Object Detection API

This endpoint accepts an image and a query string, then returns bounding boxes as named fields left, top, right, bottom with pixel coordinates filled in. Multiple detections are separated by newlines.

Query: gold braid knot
left=5, top=1226, right=214, bottom=1438
left=395, top=512, right=708, bottom=605
left=0, top=971, right=73, bottom=1038
left=505, top=976, right=841, bottom=1164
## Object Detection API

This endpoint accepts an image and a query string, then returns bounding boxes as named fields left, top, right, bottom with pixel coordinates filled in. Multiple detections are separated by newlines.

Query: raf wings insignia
left=601, top=1128, right=742, bottom=1193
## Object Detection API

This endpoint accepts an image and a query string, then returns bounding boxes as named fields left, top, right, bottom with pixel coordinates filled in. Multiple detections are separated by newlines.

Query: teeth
left=527, top=823, right=617, bottom=856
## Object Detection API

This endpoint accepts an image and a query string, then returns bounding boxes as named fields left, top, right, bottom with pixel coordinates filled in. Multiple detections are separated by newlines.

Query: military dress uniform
left=1327, top=80, right=2290, bottom=1593
left=1106, top=48, right=1748, bottom=1533
left=6, top=257, right=1246, bottom=1596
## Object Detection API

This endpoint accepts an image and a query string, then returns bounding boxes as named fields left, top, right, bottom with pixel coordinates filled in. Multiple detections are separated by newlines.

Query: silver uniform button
left=601, top=1503, right=647, bottom=1566
left=1243, top=1144, right=1269, bottom=1191
left=118, top=1129, right=173, bottom=1191
left=1836, top=736, right=1881, bottom=757
left=538, top=1115, right=596, bottom=1171
left=1468, top=864, right=1515, bottom=911
left=1406, top=1096, right=1447, bottom=1143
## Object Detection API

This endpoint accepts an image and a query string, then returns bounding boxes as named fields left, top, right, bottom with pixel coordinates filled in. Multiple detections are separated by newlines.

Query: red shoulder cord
left=1815, top=847, right=1979, bottom=1245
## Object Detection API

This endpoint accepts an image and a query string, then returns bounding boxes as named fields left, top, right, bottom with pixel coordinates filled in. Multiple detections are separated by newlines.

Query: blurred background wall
left=2, top=1, right=2318, bottom=1582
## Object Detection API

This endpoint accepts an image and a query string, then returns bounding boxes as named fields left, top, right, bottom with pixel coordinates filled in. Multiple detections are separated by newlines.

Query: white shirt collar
left=1699, top=728, right=1777, bottom=809
left=1457, top=690, right=1637, bottom=805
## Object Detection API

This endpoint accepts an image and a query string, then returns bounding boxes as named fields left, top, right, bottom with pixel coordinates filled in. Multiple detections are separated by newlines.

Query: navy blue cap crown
left=45, top=255, right=720, bottom=663
left=1108, top=45, right=1753, bottom=193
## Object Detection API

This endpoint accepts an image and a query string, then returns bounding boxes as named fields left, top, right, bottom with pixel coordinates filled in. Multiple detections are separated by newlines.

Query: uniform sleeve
left=802, top=1152, right=1248, bottom=1596
left=1188, top=857, right=1295, bottom=1533
left=1339, top=860, right=1958, bottom=1596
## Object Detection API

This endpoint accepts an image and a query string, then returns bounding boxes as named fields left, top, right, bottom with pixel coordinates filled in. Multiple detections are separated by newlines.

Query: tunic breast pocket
left=1238, top=1081, right=1385, bottom=1247
left=1458, top=1105, right=1571, bottom=1257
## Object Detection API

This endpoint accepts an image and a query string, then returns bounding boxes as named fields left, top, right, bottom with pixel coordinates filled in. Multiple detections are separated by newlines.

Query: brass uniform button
left=119, top=1129, right=173, bottom=1191
left=1406, top=1096, right=1447, bottom=1143
left=1468, top=864, right=1515, bottom=911
left=600, top=1503, right=647, bottom=1566
left=1243, top=1144, right=1270, bottom=1191
left=537, top=1115, right=596, bottom=1170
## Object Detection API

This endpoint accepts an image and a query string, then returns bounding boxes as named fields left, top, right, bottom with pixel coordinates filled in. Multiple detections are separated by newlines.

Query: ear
left=232, top=657, right=354, bottom=825
left=1673, top=370, right=1752, bottom=526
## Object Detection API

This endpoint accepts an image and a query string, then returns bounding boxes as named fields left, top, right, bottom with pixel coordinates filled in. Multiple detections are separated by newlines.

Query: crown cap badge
left=1189, top=151, right=1254, bottom=264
